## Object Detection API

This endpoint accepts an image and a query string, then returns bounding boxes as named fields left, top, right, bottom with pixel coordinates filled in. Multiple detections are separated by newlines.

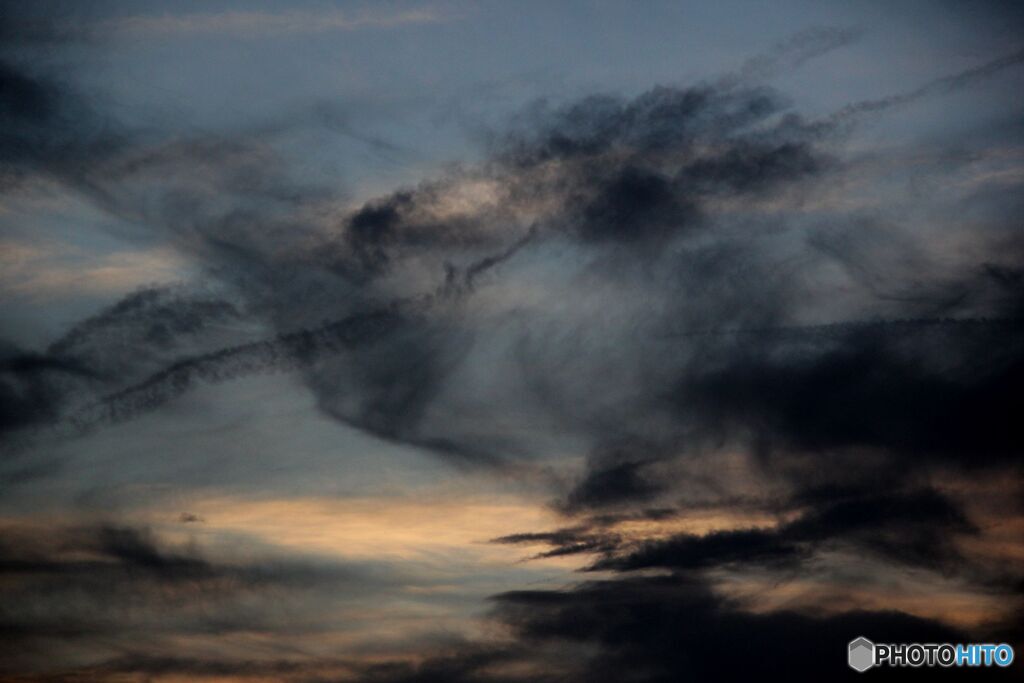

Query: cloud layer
left=1, top=3, right=1023, bottom=680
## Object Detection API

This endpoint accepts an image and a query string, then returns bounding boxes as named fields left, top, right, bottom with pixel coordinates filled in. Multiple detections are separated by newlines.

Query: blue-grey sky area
left=1, top=1, right=1023, bottom=681
left=3, top=1, right=1022, bottom=342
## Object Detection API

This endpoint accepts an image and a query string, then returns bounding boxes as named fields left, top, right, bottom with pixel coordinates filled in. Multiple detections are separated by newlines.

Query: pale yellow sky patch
left=715, top=552, right=1020, bottom=630
left=0, top=240, right=187, bottom=299
left=152, top=493, right=576, bottom=568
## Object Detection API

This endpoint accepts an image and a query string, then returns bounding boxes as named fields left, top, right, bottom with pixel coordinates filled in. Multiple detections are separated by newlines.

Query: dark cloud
left=353, top=647, right=524, bottom=683
left=29, top=647, right=525, bottom=683
left=0, top=342, right=93, bottom=435
left=51, top=286, right=246, bottom=363
left=672, top=318, right=1024, bottom=469
left=18, top=571, right=1016, bottom=683
left=0, top=9, right=121, bottom=188
left=562, top=458, right=663, bottom=512
left=0, top=286, right=252, bottom=446
left=5, top=28, right=1021, bottom=474
left=1, top=12, right=1023, bottom=680
left=497, top=84, right=785, bottom=168
left=0, top=520, right=396, bottom=676
left=43, top=654, right=354, bottom=681
left=1, top=72, right=835, bottom=458
left=0, top=521, right=371, bottom=589
left=492, top=526, right=620, bottom=560
left=577, top=165, right=696, bottom=244
left=490, top=575, right=988, bottom=683
left=591, top=488, right=975, bottom=573
left=677, top=140, right=819, bottom=194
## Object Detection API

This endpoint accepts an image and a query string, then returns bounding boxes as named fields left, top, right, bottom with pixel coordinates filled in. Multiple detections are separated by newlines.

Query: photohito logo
left=848, top=637, right=1014, bottom=672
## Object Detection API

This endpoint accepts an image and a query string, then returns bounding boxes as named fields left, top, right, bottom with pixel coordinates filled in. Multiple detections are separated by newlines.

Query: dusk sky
left=1, top=1, right=1023, bottom=681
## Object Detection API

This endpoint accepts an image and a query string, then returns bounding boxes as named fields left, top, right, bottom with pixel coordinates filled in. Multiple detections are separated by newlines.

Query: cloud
left=2, top=71, right=839, bottom=457
left=0, top=241, right=186, bottom=298
left=0, top=13, right=124, bottom=195
left=489, top=575, right=975, bottom=683
left=0, top=285, right=254, bottom=441
left=832, top=46, right=1024, bottom=122
left=590, top=488, right=975, bottom=573
left=44, top=654, right=357, bottom=681
left=0, top=341, right=96, bottom=435
left=0, top=519, right=402, bottom=677
left=669, top=318, right=1024, bottom=470
left=1, top=11, right=1023, bottom=679
left=95, top=7, right=448, bottom=38
left=725, top=25, right=864, bottom=86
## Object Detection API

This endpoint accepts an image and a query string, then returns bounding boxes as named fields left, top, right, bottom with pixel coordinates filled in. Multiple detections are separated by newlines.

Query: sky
left=0, top=1, right=1023, bottom=681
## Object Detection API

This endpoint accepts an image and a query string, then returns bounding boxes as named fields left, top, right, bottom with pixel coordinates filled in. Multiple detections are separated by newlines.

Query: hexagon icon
left=848, top=637, right=875, bottom=672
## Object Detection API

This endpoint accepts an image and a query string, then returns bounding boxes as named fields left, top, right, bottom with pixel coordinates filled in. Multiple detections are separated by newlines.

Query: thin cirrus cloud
left=94, top=6, right=451, bottom=37
left=0, top=241, right=186, bottom=298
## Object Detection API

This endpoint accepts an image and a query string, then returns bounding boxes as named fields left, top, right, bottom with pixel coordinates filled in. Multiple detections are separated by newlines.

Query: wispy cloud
left=0, top=241, right=186, bottom=298
left=97, top=7, right=449, bottom=37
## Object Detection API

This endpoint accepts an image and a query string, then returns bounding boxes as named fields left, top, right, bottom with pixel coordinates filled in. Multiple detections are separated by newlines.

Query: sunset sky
left=1, top=1, right=1022, bottom=681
